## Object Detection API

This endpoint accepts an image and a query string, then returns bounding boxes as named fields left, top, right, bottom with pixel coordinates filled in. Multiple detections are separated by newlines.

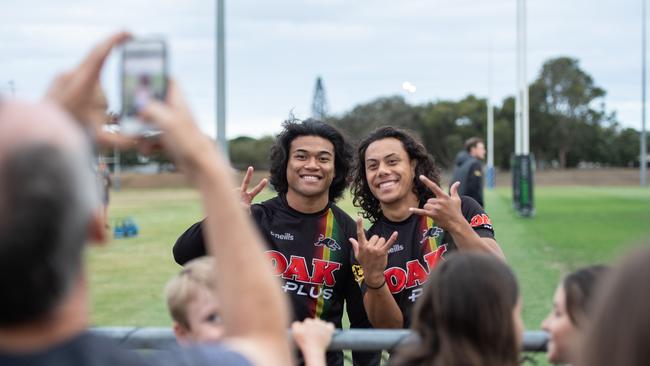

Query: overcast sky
left=0, top=0, right=644, bottom=138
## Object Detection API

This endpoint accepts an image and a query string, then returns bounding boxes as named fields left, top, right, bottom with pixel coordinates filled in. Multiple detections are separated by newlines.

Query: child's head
left=165, top=256, right=224, bottom=344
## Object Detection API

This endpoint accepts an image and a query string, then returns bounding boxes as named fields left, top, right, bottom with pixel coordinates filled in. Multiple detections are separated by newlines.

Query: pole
left=487, top=40, right=495, bottom=189
left=113, top=145, right=121, bottom=191
left=515, top=0, right=522, bottom=156
left=216, top=0, right=228, bottom=157
left=522, top=0, right=530, bottom=155
left=642, top=0, right=648, bottom=186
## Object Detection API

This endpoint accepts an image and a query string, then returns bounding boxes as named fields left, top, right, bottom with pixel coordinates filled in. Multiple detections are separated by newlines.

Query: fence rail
left=91, top=327, right=548, bottom=352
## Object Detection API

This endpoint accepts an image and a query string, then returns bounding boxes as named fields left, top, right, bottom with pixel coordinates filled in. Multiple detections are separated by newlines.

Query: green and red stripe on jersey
left=309, top=208, right=344, bottom=319
left=418, top=215, right=446, bottom=270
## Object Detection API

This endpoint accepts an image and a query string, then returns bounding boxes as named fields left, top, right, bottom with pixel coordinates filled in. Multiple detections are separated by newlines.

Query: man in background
left=450, top=137, right=486, bottom=207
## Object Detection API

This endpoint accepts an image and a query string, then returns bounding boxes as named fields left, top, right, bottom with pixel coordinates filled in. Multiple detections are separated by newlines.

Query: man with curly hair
left=348, top=127, right=504, bottom=329
left=173, top=120, right=378, bottom=366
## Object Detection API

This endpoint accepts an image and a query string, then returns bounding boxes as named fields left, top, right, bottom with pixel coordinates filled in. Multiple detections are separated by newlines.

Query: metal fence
left=91, top=327, right=548, bottom=352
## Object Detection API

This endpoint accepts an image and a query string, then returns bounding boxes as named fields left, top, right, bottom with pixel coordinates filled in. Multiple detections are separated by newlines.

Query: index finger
left=380, top=231, right=399, bottom=251
left=419, top=175, right=448, bottom=198
left=355, top=217, right=367, bottom=242
left=241, top=166, right=254, bottom=191
left=77, top=32, right=131, bottom=82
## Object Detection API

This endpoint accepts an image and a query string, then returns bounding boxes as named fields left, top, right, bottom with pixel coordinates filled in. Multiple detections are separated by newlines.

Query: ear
left=173, top=322, right=191, bottom=345
left=88, top=209, right=108, bottom=246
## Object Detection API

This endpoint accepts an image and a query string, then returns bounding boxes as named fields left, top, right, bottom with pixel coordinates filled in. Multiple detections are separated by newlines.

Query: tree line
left=121, top=56, right=648, bottom=171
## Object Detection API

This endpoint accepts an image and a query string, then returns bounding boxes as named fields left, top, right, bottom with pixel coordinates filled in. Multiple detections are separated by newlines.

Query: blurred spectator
left=391, top=253, right=523, bottom=366
left=579, top=247, right=650, bottom=366
left=0, top=32, right=291, bottom=366
left=541, top=265, right=608, bottom=364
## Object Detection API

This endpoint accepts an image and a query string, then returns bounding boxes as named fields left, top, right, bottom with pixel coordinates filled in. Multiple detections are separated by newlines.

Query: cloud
left=1, top=0, right=645, bottom=138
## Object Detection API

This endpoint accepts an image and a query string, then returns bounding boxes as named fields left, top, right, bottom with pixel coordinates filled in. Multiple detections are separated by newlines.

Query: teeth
left=379, top=181, right=396, bottom=189
left=302, top=175, right=320, bottom=182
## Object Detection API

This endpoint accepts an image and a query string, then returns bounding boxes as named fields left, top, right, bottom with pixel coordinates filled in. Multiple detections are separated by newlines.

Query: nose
left=305, top=156, right=318, bottom=170
left=377, top=161, right=390, bottom=176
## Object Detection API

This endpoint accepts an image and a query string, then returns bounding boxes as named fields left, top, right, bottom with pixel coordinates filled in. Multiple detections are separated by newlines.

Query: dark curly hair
left=351, top=126, right=441, bottom=223
left=269, top=118, right=352, bottom=203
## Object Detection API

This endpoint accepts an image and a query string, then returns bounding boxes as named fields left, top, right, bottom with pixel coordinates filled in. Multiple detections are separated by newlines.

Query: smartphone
left=120, top=38, right=167, bottom=136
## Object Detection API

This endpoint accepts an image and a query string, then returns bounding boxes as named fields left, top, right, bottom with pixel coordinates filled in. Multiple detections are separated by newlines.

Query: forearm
left=193, top=148, right=290, bottom=343
left=363, top=287, right=403, bottom=329
left=300, top=347, right=327, bottom=366
left=448, top=220, right=505, bottom=260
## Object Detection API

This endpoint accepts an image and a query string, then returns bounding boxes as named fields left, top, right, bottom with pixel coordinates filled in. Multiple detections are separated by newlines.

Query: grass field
left=88, top=185, right=650, bottom=335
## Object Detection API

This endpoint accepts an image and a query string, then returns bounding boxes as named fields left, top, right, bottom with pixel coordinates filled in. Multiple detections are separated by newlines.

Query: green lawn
left=89, top=185, right=650, bottom=334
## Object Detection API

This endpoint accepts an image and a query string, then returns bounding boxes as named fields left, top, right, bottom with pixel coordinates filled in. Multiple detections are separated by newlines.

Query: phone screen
left=121, top=39, right=167, bottom=135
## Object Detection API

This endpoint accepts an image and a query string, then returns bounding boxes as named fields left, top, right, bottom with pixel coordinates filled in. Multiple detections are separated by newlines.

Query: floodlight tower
left=311, top=76, right=329, bottom=121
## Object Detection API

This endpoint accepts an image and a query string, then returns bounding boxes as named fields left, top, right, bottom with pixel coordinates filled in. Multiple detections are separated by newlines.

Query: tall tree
left=329, top=96, right=420, bottom=142
left=530, top=57, right=606, bottom=168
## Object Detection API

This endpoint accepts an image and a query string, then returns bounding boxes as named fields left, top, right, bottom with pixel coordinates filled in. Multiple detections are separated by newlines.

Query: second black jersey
left=352, top=195, right=495, bottom=327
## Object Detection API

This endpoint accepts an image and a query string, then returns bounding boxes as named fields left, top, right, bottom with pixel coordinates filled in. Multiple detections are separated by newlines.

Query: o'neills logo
left=419, top=226, right=443, bottom=244
left=313, top=234, right=341, bottom=251
left=266, top=251, right=342, bottom=287
left=270, top=231, right=294, bottom=241
left=384, top=245, right=448, bottom=294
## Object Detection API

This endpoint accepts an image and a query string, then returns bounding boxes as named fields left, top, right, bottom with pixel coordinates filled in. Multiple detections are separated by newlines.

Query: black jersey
left=173, top=194, right=378, bottom=366
left=352, top=196, right=495, bottom=328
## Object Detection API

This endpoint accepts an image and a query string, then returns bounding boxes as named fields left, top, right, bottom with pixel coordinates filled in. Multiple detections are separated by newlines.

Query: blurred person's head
left=465, top=137, right=486, bottom=161
left=351, top=126, right=441, bottom=222
left=0, top=100, right=103, bottom=328
left=269, top=119, right=352, bottom=203
left=541, top=265, right=608, bottom=364
left=579, top=247, right=650, bottom=366
left=392, top=253, right=522, bottom=366
left=165, top=256, right=223, bottom=344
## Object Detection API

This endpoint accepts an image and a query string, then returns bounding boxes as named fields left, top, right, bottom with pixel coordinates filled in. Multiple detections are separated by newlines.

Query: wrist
left=364, top=272, right=385, bottom=287
left=365, top=278, right=386, bottom=290
left=446, top=216, right=469, bottom=235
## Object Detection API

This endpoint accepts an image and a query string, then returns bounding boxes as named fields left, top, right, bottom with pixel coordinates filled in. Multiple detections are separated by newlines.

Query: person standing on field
left=450, top=137, right=486, bottom=207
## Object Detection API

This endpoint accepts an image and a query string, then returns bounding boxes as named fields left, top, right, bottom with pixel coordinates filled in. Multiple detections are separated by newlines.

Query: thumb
left=450, top=181, right=461, bottom=198
left=139, top=100, right=172, bottom=128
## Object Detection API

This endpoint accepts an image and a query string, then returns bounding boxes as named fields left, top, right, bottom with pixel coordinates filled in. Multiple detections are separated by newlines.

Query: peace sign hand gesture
left=349, top=217, right=398, bottom=288
left=237, top=166, right=268, bottom=212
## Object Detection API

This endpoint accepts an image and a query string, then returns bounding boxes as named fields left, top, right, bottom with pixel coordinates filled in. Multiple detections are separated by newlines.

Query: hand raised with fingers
left=349, top=217, right=398, bottom=288
left=139, top=80, right=220, bottom=177
left=291, top=318, right=335, bottom=356
left=238, top=166, right=268, bottom=211
left=409, top=176, right=464, bottom=231
left=45, top=32, right=136, bottom=148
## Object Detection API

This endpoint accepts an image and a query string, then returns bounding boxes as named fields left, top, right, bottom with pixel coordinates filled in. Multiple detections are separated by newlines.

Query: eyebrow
left=366, top=152, right=398, bottom=162
left=293, top=148, right=333, bottom=156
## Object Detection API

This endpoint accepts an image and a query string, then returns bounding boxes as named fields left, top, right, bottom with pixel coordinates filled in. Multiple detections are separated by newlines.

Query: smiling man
left=349, top=127, right=503, bottom=329
left=173, top=119, right=378, bottom=366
